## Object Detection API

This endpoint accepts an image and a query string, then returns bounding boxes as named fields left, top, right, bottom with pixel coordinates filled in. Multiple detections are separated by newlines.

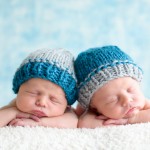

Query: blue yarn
left=75, top=46, right=143, bottom=85
left=13, top=62, right=77, bottom=105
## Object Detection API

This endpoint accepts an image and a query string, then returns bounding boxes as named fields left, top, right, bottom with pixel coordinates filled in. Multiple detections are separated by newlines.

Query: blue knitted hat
left=13, top=49, right=77, bottom=105
left=75, top=46, right=143, bottom=108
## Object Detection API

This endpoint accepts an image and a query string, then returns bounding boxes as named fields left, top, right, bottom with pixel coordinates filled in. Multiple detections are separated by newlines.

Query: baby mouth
left=32, top=110, right=47, bottom=118
left=125, top=107, right=137, bottom=116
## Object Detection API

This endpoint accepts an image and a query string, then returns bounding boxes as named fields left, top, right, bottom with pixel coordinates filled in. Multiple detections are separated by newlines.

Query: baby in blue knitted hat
left=0, top=49, right=78, bottom=128
left=75, top=46, right=150, bottom=128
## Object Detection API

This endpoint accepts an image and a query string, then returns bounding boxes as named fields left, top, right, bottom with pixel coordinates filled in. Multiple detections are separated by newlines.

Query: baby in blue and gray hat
left=75, top=46, right=150, bottom=128
left=0, top=49, right=78, bottom=128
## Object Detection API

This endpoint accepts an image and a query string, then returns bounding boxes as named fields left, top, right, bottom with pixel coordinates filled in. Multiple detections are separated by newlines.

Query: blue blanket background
left=0, top=0, right=150, bottom=107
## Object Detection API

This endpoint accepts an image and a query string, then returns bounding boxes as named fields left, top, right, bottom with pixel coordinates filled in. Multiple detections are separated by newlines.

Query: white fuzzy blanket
left=0, top=123, right=150, bottom=150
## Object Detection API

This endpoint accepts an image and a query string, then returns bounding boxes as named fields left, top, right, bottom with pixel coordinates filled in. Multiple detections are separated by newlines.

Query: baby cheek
left=103, top=105, right=122, bottom=118
left=16, top=98, right=32, bottom=112
left=16, top=100, right=24, bottom=111
left=134, top=95, right=145, bottom=104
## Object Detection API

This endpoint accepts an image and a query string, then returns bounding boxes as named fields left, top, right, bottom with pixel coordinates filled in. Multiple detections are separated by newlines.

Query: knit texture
left=13, top=49, right=77, bottom=105
left=75, top=46, right=143, bottom=108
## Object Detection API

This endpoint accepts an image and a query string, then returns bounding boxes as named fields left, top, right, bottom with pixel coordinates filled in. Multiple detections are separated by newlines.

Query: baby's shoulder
left=0, top=98, right=16, bottom=110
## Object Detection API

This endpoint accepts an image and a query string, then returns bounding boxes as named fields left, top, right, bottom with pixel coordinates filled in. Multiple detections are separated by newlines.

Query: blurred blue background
left=0, top=0, right=150, bottom=107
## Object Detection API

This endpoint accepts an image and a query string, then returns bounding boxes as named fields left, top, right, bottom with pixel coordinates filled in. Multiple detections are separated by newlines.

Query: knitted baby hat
left=75, top=46, right=143, bottom=108
left=13, top=49, right=77, bottom=105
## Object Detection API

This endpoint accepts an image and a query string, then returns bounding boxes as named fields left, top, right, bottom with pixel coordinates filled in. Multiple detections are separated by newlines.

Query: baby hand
left=8, top=118, right=40, bottom=127
left=10, top=107, right=40, bottom=122
left=16, top=112, right=40, bottom=122
left=103, top=118, right=129, bottom=126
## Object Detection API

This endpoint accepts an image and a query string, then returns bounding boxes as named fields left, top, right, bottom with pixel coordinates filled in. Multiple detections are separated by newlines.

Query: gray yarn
left=78, top=63, right=143, bottom=108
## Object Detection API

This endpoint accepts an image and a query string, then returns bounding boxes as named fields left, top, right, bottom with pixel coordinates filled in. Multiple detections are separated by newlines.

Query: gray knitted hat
left=13, top=49, right=77, bottom=105
left=74, top=46, right=143, bottom=108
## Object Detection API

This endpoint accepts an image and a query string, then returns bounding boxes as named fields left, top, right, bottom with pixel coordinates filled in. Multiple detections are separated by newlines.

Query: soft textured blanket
left=0, top=123, right=150, bottom=150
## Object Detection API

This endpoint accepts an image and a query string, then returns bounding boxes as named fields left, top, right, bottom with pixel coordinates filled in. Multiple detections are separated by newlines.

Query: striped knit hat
left=13, top=49, right=77, bottom=105
left=75, top=46, right=143, bottom=108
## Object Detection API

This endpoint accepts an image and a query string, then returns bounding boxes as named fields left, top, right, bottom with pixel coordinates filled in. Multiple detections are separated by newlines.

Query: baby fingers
left=104, top=118, right=128, bottom=125
left=9, top=119, right=24, bottom=127
left=29, top=115, right=40, bottom=122
left=16, top=113, right=40, bottom=122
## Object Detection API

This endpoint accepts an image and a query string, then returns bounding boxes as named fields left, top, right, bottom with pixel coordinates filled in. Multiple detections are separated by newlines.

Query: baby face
left=90, top=77, right=145, bottom=119
left=16, top=78, right=67, bottom=117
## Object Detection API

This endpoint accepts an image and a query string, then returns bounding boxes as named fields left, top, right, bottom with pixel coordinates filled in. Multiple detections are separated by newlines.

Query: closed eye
left=106, top=97, right=118, bottom=104
left=25, top=91, right=38, bottom=96
left=50, top=96, right=60, bottom=104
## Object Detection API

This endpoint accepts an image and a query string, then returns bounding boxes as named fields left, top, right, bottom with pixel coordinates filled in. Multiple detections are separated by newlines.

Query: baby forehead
left=23, top=78, right=62, bottom=90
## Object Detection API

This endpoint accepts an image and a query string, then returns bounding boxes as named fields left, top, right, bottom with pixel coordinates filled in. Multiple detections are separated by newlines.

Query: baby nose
left=121, top=95, right=133, bottom=107
left=36, top=98, right=46, bottom=107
